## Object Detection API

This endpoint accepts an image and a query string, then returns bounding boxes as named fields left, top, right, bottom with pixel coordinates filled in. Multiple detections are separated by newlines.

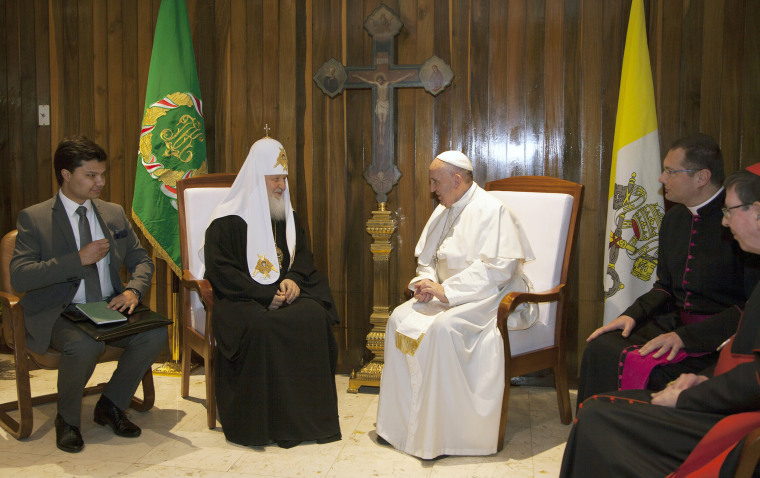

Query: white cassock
left=376, top=182, right=537, bottom=459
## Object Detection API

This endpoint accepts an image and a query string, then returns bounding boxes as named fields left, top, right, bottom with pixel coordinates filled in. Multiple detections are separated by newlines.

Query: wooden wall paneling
left=229, top=0, right=248, bottom=171
left=409, top=0, right=436, bottom=294
left=61, top=0, right=79, bottom=138
left=243, top=0, right=262, bottom=155
left=575, top=0, right=605, bottom=368
left=323, top=0, right=347, bottom=369
left=135, top=0, right=153, bottom=162
left=263, top=0, right=281, bottom=150
left=3, top=0, right=22, bottom=235
left=432, top=0, right=452, bottom=154
left=392, top=0, right=418, bottom=302
left=718, top=0, right=745, bottom=172
left=544, top=0, right=564, bottom=177
left=679, top=0, right=704, bottom=136
left=92, top=0, right=109, bottom=181
left=194, top=0, right=216, bottom=174
left=652, top=0, right=683, bottom=150
left=448, top=0, right=469, bottom=157
left=295, top=0, right=309, bottom=222
left=524, top=0, right=546, bottom=176
left=122, top=0, right=139, bottom=211
left=340, top=0, right=371, bottom=365
left=0, top=0, right=8, bottom=234
left=561, top=0, right=581, bottom=185
left=699, top=0, right=724, bottom=140
left=309, top=0, right=335, bottom=280
left=740, top=3, right=760, bottom=167
left=505, top=0, right=527, bottom=176
left=106, top=0, right=125, bottom=206
left=48, top=0, right=63, bottom=188
left=599, top=0, right=623, bottom=189
left=278, top=0, right=297, bottom=199
left=468, top=0, right=489, bottom=184
left=347, top=0, right=373, bottom=367
left=33, top=0, right=50, bottom=206
left=77, top=0, right=94, bottom=138
left=19, top=0, right=38, bottom=210
left=214, top=0, right=231, bottom=173
left=561, top=0, right=581, bottom=369
left=486, top=0, right=509, bottom=183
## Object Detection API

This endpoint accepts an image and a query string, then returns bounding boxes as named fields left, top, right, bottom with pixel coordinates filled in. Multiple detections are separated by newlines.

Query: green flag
left=132, top=0, right=206, bottom=277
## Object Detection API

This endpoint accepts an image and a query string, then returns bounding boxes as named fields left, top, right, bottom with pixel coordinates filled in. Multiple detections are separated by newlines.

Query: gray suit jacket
left=10, top=194, right=154, bottom=354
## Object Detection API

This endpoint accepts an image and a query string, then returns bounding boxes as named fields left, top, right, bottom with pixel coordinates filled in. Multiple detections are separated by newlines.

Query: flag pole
left=153, top=268, right=183, bottom=376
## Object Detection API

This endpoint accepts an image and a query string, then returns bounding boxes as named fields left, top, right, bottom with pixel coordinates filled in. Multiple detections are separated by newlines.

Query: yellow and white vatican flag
left=602, top=0, right=665, bottom=324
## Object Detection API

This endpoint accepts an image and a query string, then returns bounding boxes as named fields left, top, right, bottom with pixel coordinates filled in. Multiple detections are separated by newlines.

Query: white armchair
left=177, top=173, right=236, bottom=429
left=486, top=175, right=583, bottom=451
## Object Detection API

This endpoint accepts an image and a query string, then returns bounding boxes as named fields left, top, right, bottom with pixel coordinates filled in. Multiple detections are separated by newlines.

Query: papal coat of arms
left=605, top=172, right=665, bottom=299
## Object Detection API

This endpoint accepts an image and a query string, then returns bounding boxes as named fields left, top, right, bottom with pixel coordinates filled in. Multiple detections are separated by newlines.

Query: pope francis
left=376, top=151, right=537, bottom=459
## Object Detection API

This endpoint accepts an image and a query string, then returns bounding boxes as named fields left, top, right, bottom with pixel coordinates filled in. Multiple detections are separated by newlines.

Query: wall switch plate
left=38, top=105, right=50, bottom=126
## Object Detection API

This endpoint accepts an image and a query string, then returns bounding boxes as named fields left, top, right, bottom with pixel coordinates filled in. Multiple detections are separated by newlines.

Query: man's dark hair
left=669, top=133, right=724, bottom=186
left=724, top=169, right=760, bottom=206
left=54, top=135, right=107, bottom=186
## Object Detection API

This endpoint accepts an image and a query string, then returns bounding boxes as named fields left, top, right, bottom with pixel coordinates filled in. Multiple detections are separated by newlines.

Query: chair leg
left=0, top=347, right=34, bottom=439
left=553, top=363, right=572, bottom=425
left=181, top=331, right=191, bottom=398
left=497, top=381, right=510, bottom=452
left=205, top=352, right=216, bottom=429
left=129, top=369, right=155, bottom=412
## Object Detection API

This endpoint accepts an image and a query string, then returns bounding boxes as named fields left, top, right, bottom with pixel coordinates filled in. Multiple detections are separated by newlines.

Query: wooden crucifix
left=314, top=3, right=454, bottom=203
left=314, top=3, right=454, bottom=393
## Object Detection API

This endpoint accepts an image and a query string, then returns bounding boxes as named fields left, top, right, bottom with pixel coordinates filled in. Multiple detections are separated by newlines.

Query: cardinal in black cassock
left=200, top=136, right=341, bottom=448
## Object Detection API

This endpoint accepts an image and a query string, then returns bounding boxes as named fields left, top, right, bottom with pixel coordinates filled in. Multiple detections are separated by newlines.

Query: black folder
left=63, top=304, right=172, bottom=341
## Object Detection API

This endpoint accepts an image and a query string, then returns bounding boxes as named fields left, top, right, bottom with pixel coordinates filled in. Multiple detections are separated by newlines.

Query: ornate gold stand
left=153, top=281, right=182, bottom=376
left=348, top=202, right=396, bottom=393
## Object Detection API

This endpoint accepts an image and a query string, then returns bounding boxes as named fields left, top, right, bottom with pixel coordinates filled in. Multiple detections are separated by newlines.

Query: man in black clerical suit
left=201, top=136, right=341, bottom=448
left=10, top=136, right=166, bottom=452
left=577, top=134, right=760, bottom=404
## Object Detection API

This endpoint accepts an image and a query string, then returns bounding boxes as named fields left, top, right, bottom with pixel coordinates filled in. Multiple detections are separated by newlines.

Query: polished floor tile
left=0, top=354, right=574, bottom=477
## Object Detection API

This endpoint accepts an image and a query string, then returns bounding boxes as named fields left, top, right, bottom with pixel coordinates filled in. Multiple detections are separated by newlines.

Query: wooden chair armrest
left=735, top=427, right=760, bottom=478
left=0, top=289, right=28, bottom=353
left=0, top=290, right=19, bottom=310
left=497, top=284, right=564, bottom=327
left=181, top=271, right=214, bottom=306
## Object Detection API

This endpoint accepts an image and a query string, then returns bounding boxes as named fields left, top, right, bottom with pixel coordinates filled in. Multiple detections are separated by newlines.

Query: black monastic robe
left=560, top=280, right=760, bottom=477
left=577, top=191, right=760, bottom=402
left=204, top=213, right=341, bottom=446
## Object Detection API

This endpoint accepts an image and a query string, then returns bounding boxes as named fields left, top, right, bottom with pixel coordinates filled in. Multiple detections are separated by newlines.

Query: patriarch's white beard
left=268, top=194, right=287, bottom=221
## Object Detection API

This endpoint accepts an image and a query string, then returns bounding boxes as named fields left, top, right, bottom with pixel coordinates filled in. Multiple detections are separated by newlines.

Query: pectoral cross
left=314, top=3, right=453, bottom=202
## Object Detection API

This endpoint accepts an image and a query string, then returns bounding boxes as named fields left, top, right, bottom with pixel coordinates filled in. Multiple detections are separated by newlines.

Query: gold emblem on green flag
left=138, top=92, right=206, bottom=194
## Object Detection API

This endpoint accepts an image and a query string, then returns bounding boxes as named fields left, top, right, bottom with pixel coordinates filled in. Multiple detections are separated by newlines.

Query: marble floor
left=0, top=356, right=575, bottom=477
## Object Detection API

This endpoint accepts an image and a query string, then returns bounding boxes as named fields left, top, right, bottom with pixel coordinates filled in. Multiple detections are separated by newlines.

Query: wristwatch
left=125, top=288, right=142, bottom=302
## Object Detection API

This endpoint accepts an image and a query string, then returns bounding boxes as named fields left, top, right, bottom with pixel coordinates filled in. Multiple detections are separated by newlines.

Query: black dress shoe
left=55, top=414, right=84, bottom=453
left=94, top=395, right=141, bottom=437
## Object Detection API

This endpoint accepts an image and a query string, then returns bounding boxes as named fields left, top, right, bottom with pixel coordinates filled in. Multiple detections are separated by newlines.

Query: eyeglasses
left=661, top=168, right=701, bottom=176
left=722, top=203, right=752, bottom=218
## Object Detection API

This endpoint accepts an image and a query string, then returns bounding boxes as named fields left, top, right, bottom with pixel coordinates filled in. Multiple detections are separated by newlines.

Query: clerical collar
left=450, top=183, right=478, bottom=209
left=687, top=186, right=724, bottom=216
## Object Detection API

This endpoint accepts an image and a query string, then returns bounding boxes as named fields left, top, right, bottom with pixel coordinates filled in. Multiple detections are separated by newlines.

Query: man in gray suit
left=10, top=136, right=166, bottom=453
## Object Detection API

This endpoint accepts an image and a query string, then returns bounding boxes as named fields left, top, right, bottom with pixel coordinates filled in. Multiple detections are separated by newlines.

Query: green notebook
left=75, top=301, right=128, bottom=325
